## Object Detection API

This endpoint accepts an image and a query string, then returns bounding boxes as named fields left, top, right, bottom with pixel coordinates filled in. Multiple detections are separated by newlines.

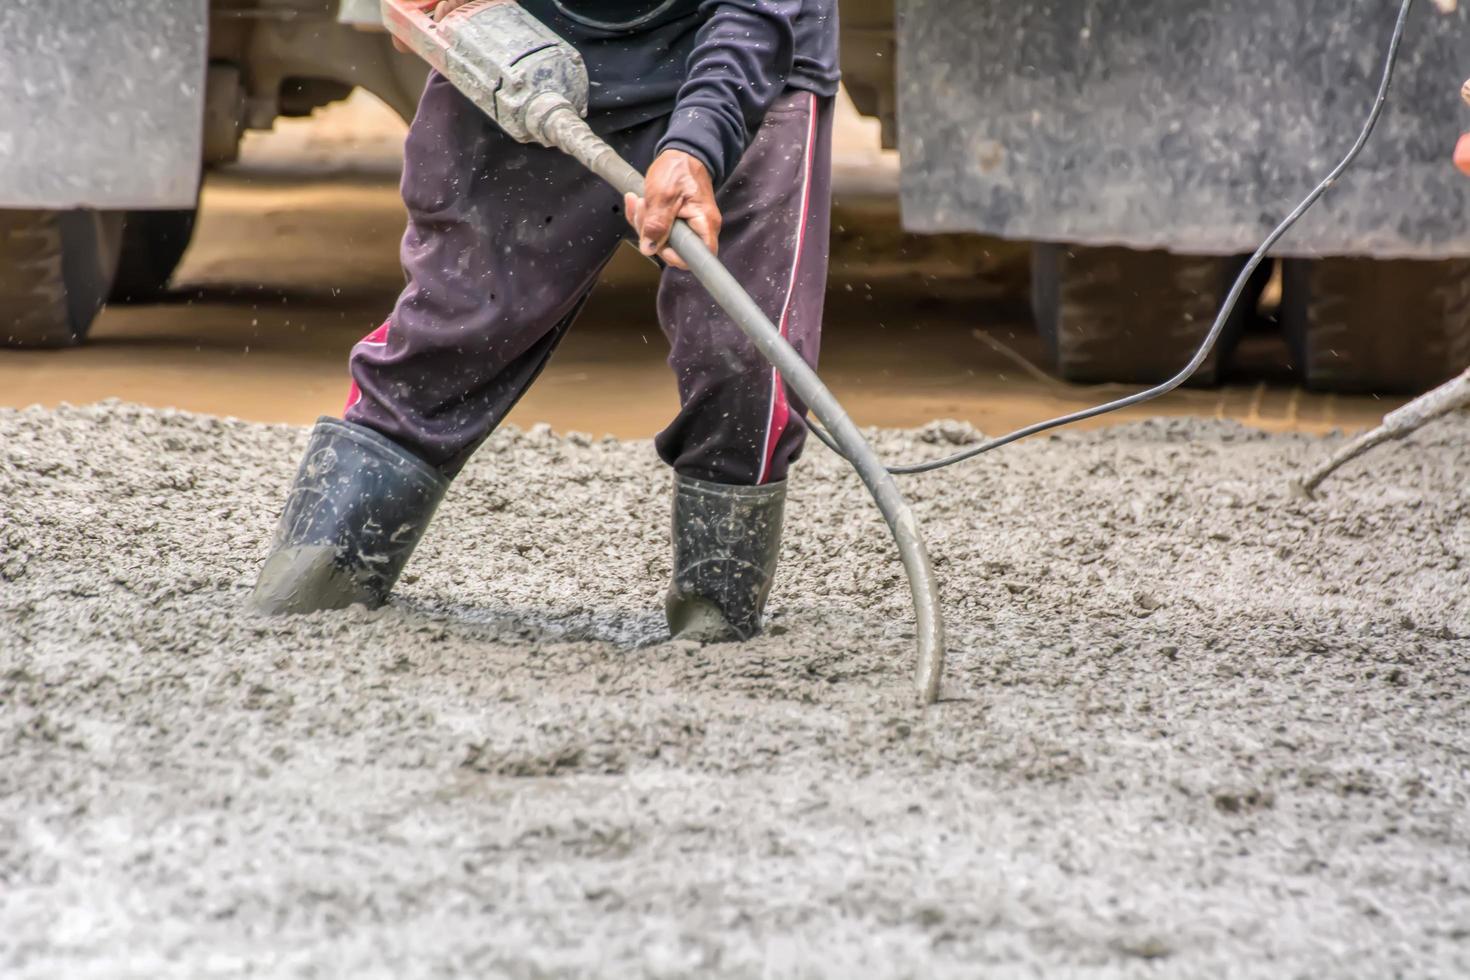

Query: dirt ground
left=0, top=93, right=1403, bottom=438
left=3, top=400, right=1467, bottom=977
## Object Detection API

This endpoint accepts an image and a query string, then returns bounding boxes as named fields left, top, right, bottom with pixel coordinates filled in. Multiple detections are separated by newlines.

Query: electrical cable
left=550, top=0, right=681, bottom=32
left=809, top=0, right=1417, bottom=475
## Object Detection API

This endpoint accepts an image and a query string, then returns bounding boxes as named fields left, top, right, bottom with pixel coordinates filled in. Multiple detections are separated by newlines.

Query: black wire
left=550, top=0, right=680, bottom=32
left=811, top=0, right=1416, bottom=475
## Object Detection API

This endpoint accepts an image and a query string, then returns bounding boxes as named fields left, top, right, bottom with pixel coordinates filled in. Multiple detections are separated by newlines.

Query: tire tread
left=1032, top=244, right=1251, bottom=387
left=1, top=211, right=73, bottom=348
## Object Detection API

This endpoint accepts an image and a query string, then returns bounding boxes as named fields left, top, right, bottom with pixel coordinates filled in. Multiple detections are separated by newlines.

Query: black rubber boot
left=665, top=474, right=786, bottom=642
left=251, top=417, right=449, bottom=615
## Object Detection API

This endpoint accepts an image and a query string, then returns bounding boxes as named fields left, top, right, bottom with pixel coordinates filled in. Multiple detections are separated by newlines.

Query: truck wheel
left=1, top=209, right=124, bottom=348
left=1030, top=244, right=1256, bottom=386
left=109, top=208, right=199, bottom=303
left=1280, top=257, right=1470, bottom=393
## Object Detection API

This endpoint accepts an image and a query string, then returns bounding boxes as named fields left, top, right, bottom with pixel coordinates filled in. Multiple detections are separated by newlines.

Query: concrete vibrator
left=379, top=0, right=947, bottom=701
left=379, top=0, right=1420, bottom=706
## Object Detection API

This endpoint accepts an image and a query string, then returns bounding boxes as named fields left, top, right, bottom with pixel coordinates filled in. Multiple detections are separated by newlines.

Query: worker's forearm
left=656, top=0, right=798, bottom=186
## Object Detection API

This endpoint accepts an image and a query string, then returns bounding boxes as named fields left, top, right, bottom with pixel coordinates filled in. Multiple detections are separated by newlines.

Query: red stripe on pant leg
left=757, top=92, right=819, bottom=484
left=344, top=320, right=391, bottom=413
left=761, top=371, right=791, bottom=478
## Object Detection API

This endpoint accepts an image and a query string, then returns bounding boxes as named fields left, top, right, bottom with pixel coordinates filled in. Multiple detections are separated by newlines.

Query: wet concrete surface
left=2, top=403, right=1467, bottom=976
left=5, top=95, right=1464, bottom=977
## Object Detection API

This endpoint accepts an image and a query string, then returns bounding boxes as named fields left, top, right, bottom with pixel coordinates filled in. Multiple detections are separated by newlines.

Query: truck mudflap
left=897, top=0, right=1470, bottom=259
left=0, top=0, right=207, bottom=210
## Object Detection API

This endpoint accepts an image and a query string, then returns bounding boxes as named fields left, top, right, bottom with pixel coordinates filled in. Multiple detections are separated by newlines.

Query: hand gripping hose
left=381, top=0, right=947, bottom=703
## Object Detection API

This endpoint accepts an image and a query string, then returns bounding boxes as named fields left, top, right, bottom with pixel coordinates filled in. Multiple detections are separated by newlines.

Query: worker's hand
left=393, top=0, right=473, bottom=53
left=624, top=150, right=720, bottom=271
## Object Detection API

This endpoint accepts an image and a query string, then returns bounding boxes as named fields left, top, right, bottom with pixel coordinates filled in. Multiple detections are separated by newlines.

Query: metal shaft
left=1295, top=367, right=1470, bottom=496
left=540, top=105, right=948, bottom=704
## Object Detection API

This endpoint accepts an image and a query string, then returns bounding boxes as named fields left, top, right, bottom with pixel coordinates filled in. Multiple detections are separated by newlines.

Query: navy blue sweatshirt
left=520, top=0, right=840, bottom=186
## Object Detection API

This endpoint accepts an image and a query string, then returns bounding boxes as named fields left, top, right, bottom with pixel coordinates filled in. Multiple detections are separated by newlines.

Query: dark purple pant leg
left=345, top=73, right=661, bottom=475
left=654, top=90, right=834, bottom=486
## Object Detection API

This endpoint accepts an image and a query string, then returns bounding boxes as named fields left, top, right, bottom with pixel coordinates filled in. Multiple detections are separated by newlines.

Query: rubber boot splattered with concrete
left=251, top=417, right=448, bottom=615
left=666, top=475, right=785, bottom=642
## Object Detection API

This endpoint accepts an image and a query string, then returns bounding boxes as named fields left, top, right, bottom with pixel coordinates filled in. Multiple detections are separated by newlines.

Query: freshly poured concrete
left=3, top=402, right=1467, bottom=976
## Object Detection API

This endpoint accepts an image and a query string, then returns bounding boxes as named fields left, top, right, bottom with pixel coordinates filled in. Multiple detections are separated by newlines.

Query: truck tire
left=1280, top=257, right=1470, bottom=394
left=1031, top=244, right=1256, bottom=386
left=109, top=208, right=199, bottom=303
left=1, top=209, right=124, bottom=348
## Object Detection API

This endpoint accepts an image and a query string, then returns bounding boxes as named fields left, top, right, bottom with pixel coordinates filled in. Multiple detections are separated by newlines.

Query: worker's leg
left=656, top=89, right=834, bottom=485
left=345, top=72, right=649, bottom=476
left=253, top=73, right=656, bottom=615
left=657, top=89, right=835, bottom=640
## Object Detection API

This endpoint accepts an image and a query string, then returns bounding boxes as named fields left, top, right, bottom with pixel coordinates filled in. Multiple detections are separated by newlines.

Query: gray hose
left=537, top=104, right=948, bottom=705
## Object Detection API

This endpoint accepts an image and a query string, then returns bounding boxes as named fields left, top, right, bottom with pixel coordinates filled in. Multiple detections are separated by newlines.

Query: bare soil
left=0, top=91, right=1400, bottom=439
left=3, top=402, right=1467, bottom=977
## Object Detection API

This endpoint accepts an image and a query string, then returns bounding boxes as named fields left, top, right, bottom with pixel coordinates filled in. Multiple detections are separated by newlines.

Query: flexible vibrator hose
left=543, top=108, right=947, bottom=704
left=381, top=0, right=948, bottom=703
